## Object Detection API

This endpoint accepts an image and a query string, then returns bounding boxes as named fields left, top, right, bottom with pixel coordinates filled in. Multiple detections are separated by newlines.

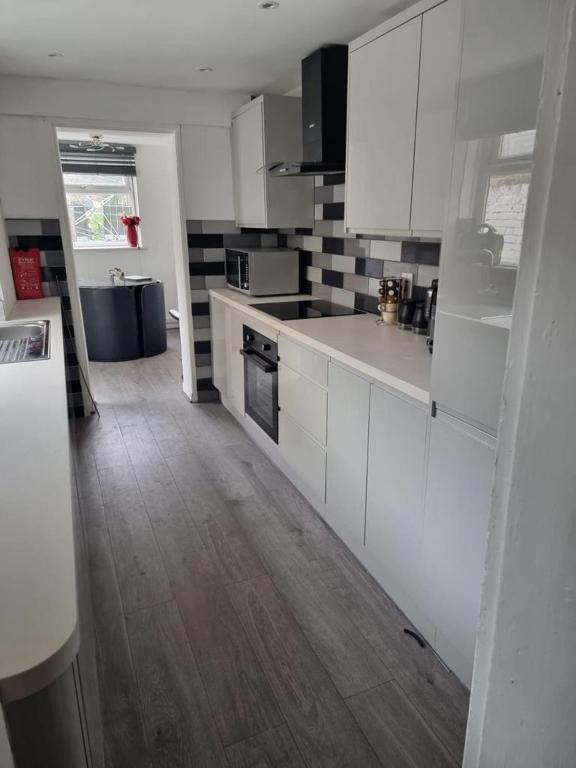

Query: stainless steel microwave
left=225, top=248, right=300, bottom=296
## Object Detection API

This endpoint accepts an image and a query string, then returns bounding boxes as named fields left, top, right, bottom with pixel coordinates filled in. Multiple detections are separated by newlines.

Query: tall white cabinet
left=231, top=95, right=314, bottom=229
left=345, top=0, right=460, bottom=236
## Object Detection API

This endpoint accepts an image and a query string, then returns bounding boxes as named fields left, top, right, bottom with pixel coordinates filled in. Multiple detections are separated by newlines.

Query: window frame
left=63, top=172, right=141, bottom=250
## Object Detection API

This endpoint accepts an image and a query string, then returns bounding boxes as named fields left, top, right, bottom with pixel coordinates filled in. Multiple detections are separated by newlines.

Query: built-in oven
left=241, top=325, right=278, bottom=443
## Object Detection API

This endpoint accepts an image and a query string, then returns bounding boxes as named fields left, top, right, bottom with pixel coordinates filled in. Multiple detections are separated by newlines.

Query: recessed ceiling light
left=258, top=1, right=280, bottom=9
left=198, top=66, right=214, bottom=73
left=48, top=52, right=64, bottom=58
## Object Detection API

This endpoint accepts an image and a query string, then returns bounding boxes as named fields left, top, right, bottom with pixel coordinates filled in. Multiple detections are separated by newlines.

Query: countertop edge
left=209, top=289, right=431, bottom=404
left=0, top=298, right=79, bottom=701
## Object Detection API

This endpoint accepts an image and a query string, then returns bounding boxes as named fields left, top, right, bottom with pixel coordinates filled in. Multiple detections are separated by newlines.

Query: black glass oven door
left=243, top=349, right=278, bottom=443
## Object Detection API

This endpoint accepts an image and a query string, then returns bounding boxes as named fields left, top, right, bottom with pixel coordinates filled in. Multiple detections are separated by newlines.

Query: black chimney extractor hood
left=268, top=45, right=348, bottom=177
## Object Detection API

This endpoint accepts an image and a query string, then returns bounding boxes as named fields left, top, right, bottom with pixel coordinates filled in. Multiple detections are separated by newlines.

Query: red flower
left=120, top=215, right=141, bottom=226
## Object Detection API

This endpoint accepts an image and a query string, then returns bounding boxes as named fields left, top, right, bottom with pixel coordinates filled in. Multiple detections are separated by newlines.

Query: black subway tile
left=187, top=233, right=224, bottom=249
left=354, top=294, right=379, bottom=314
left=401, top=241, right=441, bottom=265
left=322, top=269, right=344, bottom=288
left=355, top=258, right=384, bottom=278
left=323, top=237, right=345, bottom=255
left=189, top=262, right=225, bottom=277
left=194, top=340, right=211, bottom=355
left=192, top=302, right=210, bottom=316
left=323, top=202, right=345, bottom=221
left=323, top=173, right=346, bottom=186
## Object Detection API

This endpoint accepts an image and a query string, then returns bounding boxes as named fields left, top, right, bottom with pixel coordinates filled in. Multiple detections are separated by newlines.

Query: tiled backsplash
left=279, top=174, right=441, bottom=313
left=6, top=219, right=86, bottom=418
left=188, top=176, right=441, bottom=398
left=186, top=220, right=276, bottom=401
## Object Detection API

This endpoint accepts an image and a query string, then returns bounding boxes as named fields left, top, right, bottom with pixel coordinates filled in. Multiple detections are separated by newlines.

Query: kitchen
left=0, top=0, right=575, bottom=766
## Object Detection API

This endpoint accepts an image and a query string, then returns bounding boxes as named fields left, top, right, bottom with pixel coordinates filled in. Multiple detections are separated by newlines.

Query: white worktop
left=210, top=289, right=432, bottom=403
left=0, top=298, right=78, bottom=703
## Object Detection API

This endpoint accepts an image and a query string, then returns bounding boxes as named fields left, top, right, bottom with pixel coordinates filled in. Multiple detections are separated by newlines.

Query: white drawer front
left=278, top=335, right=328, bottom=386
left=279, top=364, right=327, bottom=445
left=279, top=412, right=326, bottom=502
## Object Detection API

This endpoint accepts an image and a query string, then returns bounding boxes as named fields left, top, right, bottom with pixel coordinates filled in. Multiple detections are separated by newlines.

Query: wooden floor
left=72, top=330, right=469, bottom=768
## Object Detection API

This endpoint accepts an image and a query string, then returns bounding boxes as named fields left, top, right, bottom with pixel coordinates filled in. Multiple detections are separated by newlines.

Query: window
left=64, top=172, right=139, bottom=248
left=481, top=130, right=536, bottom=267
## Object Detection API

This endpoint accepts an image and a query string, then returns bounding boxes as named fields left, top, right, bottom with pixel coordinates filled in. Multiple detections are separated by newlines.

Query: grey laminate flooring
left=72, top=330, right=469, bottom=768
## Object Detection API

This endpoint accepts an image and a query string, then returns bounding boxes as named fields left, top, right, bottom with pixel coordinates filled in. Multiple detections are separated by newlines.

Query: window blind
left=59, top=141, right=137, bottom=176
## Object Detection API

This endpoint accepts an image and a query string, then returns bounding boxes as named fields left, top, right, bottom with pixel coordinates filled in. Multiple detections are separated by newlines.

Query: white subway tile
left=203, top=248, right=226, bottom=262
left=306, top=266, right=322, bottom=283
left=332, top=254, right=356, bottom=274
left=205, top=275, right=227, bottom=288
left=190, top=289, right=209, bottom=302
left=370, top=240, right=402, bottom=261
left=331, top=287, right=355, bottom=308
left=332, top=184, right=345, bottom=203
left=416, top=264, right=440, bottom=286
left=302, top=235, right=323, bottom=252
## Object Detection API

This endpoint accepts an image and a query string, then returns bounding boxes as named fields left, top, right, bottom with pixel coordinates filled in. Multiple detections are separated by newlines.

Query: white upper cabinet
left=231, top=95, right=314, bottom=229
left=345, top=16, right=421, bottom=234
left=345, top=0, right=460, bottom=236
left=410, top=0, right=461, bottom=233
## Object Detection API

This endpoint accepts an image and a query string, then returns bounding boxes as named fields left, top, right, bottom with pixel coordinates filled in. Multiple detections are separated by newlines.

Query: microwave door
left=226, top=250, right=240, bottom=289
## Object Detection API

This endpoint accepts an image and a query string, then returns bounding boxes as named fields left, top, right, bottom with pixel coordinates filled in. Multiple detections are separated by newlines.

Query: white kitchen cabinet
left=364, top=384, right=428, bottom=626
left=225, top=306, right=245, bottom=415
left=419, top=409, right=496, bottom=686
left=231, top=95, right=314, bottom=229
left=410, top=0, right=461, bottom=233
left=345, top=0, right=460, bottom=236
left=279, top=412, right=326, bottom=503
left=279, top=364, right=327, bottom=446
left=210, top=296, right=227, bottom=397
left=345, top=16, right=421, bottom=234
left=326, top=363, right=370, bottom=551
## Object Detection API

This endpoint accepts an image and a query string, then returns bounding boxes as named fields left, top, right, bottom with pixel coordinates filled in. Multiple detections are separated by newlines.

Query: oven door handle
left=240, top=348, right=277, bottom=373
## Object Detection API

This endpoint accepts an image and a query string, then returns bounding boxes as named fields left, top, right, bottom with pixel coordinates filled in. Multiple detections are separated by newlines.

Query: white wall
left=0, top=75, right=247, bottom=128
left=71, top=140, right=179, bottom=324
left=0, top=204, right=16, bottom=320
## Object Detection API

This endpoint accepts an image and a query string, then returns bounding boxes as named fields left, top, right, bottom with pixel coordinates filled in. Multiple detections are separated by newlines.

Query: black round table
left=79, top=280, right=167, bottom=362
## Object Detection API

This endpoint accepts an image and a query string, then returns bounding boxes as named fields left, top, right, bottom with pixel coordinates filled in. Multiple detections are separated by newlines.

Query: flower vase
left=126, top=223, right=138, bottom=247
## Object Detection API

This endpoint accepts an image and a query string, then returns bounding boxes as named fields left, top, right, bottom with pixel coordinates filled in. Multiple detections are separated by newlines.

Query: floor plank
left=126, top=600, right=228, bottom=768
left=225, top=725, right=306, bottom=768
left=347, top=681, right=458, bottom=768
left=105, top=491, right=173, bottom=614
left=318, top=551, right=469, bottom=762
left=228, top=575, right=382, bottom=768
left=177, top=580, right=284, bottom=746
left=233, top=494, right=392, bottom=698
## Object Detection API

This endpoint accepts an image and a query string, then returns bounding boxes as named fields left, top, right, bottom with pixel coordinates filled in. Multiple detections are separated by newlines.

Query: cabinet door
left=419, top=410, right=496, bottom=686
left=346, top=16, right=421, bottom=233
left=326, top=363, right=370, bottom=551
left=365, top=384, right=428, bottom=623
left=225, top=307, right=245, bottom=414
left=279, top=363, right=327, bottom=446
left=210, top=297, right=227, bottom=396
left=279, top=412, right=326, bottom=503
left=411, top=0, right=461, bottom=233
left=231, top=101, right=266, bottom=227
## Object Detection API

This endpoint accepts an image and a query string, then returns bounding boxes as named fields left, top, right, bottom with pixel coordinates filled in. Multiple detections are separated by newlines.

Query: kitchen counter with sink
left=210, top=289, right=432, bottom=402
left=0, top=298, right=78, bottom=702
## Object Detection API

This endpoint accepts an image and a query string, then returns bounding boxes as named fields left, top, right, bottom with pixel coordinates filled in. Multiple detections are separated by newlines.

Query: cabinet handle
left=431, top=400, right=437, bottom=418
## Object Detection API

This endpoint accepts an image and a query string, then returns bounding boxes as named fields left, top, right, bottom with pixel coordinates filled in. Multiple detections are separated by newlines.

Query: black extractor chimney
left=268, top=45, right=348, bottom=177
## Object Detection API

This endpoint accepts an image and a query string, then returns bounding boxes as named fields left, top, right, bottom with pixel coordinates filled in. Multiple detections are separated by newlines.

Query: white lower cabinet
left=225, top=306, right=245, bottom=414
left=279, top=411, right=326, bottom=502
left=210, top=296, right=227, bottom=397
left=326, top=362, right=370, bottom=551
left=279, top=363, right=327, bottom=446
left=364, top=384, right=429, bottom=628
left=419, top=409, right=496, bottom=687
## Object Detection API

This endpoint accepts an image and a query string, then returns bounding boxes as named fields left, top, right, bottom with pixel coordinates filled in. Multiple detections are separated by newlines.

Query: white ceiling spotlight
left=258, top=1, right=280, bottom=9
left=198, top=66, right=214, bottom=73
left=47, top=52, right=64, bottom=58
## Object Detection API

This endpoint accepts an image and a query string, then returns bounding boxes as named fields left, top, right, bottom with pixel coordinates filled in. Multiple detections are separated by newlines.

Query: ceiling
left=0, top=0, right=414, bottom=93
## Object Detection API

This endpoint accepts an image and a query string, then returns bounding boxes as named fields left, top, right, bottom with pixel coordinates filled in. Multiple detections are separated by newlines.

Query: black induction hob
left=251, top=300, right=363, bottom=321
